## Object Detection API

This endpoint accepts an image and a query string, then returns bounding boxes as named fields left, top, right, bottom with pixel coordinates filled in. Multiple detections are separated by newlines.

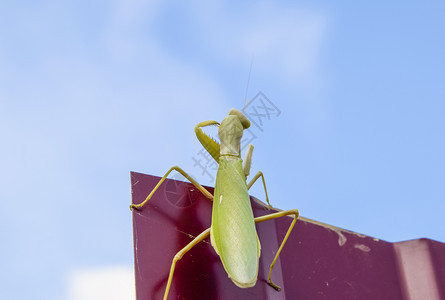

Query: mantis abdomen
left=211, top=156, right=260, bottom=288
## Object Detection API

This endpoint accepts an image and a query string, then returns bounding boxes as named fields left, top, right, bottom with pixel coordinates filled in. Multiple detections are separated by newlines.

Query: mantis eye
left=229, top=108, right=250, bottom=129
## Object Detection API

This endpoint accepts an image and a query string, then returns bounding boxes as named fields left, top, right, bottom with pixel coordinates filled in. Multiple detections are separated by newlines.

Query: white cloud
left=68, top=266, right=135, bottom=300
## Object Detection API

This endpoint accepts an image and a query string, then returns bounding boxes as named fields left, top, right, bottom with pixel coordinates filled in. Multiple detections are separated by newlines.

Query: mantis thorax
left=218, top=109, right=251, bottom=157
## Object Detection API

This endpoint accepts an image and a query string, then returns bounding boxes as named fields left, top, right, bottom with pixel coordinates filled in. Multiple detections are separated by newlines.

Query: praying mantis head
left=195, top=108, right=250, bottom=162
left=219, top=109, right=251, bottom=157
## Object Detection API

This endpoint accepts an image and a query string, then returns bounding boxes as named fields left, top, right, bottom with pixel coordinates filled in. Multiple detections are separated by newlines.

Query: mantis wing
left=210, top=156, right=261, bottom=288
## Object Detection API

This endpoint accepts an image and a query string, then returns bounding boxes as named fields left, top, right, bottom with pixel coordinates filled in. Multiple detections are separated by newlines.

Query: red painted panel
left=131, top=172, right=444, bottom=299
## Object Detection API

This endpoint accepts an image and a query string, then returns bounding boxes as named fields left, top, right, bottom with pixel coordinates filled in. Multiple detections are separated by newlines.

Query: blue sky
left=1, top=1, right=444, bottom=299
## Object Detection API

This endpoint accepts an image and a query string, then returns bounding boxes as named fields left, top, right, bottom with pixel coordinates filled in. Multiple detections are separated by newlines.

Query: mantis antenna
left=243, top=54, right=254, bottom=108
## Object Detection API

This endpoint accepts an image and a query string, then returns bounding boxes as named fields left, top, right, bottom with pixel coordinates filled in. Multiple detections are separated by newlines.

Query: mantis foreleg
left=130, top=166, right=213, bottom=210
left=247, top=171, right=272, bottom=208
left=254, top=209, right=300, bottom=291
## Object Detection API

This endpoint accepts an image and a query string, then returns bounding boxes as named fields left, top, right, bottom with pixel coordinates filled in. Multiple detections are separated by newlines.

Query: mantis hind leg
left=163, top=228, right=211, bottom=300
left=254, top=209, right=299, bottom=291
left=247, top=171, right=272, bottom=208
left=130, top=166, right=213, bottom=210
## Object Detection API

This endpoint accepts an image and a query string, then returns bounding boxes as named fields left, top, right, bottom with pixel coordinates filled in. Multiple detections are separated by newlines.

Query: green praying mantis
left=130, top=108, right=299, bottom=299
